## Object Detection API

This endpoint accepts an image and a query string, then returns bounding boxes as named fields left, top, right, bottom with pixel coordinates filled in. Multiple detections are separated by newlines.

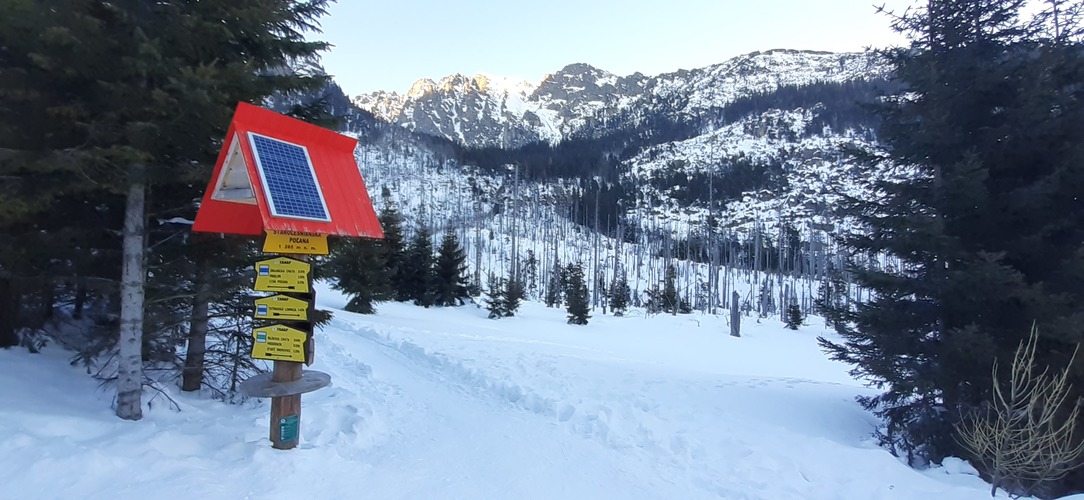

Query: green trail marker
left=279, top=415, right=300, bottom=442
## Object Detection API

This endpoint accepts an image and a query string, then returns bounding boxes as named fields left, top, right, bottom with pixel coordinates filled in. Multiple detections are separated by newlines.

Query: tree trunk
left=116, top=168, right=146, bottom=421
left=182, top=248, right=211, bottom=392
left=0, top=275, right=16, bottom=348
left=73, top=279, right=87, bottom=320
left=730, top=291, right=741, bottom=338
left=511, top=164, right=519, bottom=284
left=592, top=184, right=600, bottom=309
left=41, top=282, right=55, bottom=321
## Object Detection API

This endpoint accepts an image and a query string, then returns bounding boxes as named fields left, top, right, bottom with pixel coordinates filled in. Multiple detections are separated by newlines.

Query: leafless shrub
left=956, top=324, right=1084, bottom=498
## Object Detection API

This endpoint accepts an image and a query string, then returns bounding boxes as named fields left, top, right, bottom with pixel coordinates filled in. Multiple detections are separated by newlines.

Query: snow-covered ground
left=2, top=284, right=1005, bottom=499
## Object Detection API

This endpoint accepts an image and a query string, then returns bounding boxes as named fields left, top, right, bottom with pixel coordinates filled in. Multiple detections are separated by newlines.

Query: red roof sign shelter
left=192, top=102, right=383, bottom=239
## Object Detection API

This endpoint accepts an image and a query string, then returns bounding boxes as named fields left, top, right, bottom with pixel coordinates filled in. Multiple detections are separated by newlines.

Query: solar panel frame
left=247, top=132, right=332, bottom=222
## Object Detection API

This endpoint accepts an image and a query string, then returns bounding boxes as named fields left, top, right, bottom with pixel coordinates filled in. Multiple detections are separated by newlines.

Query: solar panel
left=248, top=133, right=331, bottom=221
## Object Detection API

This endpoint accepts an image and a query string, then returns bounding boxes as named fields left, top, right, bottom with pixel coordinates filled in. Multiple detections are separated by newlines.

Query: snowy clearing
left=1, top=283, right=1009, bottom=499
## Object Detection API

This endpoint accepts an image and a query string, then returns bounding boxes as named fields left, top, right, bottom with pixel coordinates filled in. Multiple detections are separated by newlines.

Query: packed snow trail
left=315, top=293, right=996, bottom=499
left=0, top=288, right=1008, bottom=499
left=318, top=319, right=682, bottom=499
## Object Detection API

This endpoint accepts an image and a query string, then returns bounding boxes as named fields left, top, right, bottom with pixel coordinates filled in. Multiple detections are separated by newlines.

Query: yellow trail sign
left=251, top=324, right=308, bottom=363
left=263, top=230, right=329, bottom=255
left=254, top=257, right=310, bottom=293
left=254, top=295, right=310, bottom=321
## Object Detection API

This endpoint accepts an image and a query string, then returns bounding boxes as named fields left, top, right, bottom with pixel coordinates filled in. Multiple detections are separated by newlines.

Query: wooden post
left=269, top=253, right=308, bottom=450
left=270, top=360, right=303, bottom=449
left=240, top=240, right=333, bottom=448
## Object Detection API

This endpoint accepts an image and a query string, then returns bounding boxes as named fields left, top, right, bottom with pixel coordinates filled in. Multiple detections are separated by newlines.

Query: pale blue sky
left=317, top=0, right=913, bottom=96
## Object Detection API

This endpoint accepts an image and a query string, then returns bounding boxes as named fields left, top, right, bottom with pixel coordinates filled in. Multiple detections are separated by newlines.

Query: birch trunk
left=116, top=167, right=146, bottom=421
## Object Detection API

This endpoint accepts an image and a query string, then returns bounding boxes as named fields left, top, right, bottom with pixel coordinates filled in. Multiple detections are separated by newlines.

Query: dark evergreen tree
left=378, top=204, right=408, bottom=301
left=544, top=261, right=563, bottom=308
left=432, top=232, right=470, bottom=307
left=0, top=0, right=332, bottom=417
left=819, top=0, right=1084, bottom=473
left=563, top=262, right=590, bottom=325
left=784, top=304, right=803, bottom=330
left=523, top=250, right=539, bottom=297
left=502, top=276, right=526, bottom=317
left=484, top=273, right=505, bottom=319
left=663, top=265, right=680, bottom=315
left=401, top=225, right=435, bottom=306
left=180, top=235, right=263, bottom=395
left=756, top=279, right=776, bottom=318
left=608, top=274, right=631, bottom=317
left=326, top=236, right=389, bottom=314
left=814, top=267, right=849, bottom=329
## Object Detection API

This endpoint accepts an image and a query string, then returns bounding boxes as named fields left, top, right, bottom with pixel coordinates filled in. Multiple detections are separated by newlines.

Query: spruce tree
left=502, top=276, right=526, bottom=317
left=401, top=225, right=435, bottom=306
left=378, top=203, right=408, bottom=301
left=564, top=262, right=590, bottom=325
left=819, top=0, right=1084, bottom=467
left=544, top=261, right=563, bottom=308
left=0, top=0, right=332, bottom=419
left=180, top=235, right=264, bottom=394
left=484, top=273, right=505, bottom=319
left=784, top=304, right=803, bottom=330
left=326, top=237, right=389, bottom=314
left=608, top=274, right=631, bottom=317
left=662, top=265, right=679, bottom=315
left=814, top=266, right=848, bottom=329
left=523, top=250, right=539, bottom=298
left=432, top=232, right=469, bottom=307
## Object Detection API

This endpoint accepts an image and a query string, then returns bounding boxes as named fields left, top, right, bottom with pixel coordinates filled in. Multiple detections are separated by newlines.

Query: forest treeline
left=817, top=2, right=1084, bottom=497
left=0, top=0, right=338, bottom=417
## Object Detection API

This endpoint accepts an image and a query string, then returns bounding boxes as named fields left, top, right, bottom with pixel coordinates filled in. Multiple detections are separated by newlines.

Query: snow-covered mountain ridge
left=352, top=49, right=887, bottom=149
left=322, top=48, right=894, bottom=274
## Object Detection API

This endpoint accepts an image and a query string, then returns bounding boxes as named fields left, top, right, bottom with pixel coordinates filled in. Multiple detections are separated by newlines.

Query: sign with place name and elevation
left=263, top=230, right=329, bottom=255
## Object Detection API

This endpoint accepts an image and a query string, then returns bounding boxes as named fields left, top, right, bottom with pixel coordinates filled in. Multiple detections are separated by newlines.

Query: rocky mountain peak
left=406, top=78, right=437, bottom=100
left=351, top=50, right=886, bottom=149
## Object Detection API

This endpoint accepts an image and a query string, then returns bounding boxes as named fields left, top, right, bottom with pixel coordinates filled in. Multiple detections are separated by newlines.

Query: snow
left=624, top=106, right=878, bottom=240
left=471, top=73, right=536, bottom=98
left=1, top=285, right=1007, bottom=499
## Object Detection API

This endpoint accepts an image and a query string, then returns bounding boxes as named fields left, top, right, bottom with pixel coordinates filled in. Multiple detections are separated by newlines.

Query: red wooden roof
left=192, top=102, right=383, bottom=239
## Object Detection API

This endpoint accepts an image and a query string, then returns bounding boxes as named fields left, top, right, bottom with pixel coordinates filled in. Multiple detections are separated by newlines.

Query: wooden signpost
left=191, top=103, right=383, bottom=451
left=242, top=243, right=328, bottom=450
